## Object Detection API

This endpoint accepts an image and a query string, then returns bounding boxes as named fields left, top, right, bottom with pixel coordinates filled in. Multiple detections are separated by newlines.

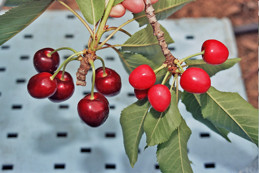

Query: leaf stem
left=89, top=60, right=96, bottom=100
left=105, top=27, right=132, bottom=37
left=57, top=0, right=94, bottom=38
left=51, top=51, right=83, bottom=80
left=179, top=50, right=205, bottom=63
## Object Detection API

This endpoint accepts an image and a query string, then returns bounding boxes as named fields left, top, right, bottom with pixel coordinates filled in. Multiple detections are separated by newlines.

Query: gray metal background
left=0, top=11, right=257, bottom=173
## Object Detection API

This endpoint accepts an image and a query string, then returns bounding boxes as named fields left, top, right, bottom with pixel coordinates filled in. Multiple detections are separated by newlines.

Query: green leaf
left=157, top=118, right=193, bottom=173
left=144, top=90, right=182, bottom=146
left=75, top=0, right=105, bottom=25
left=114, top=0, right=123, bottom=5
left=201, top=87, right=258, bottom=145
left=120, top=99, right=150, bottom=167
left=5, top=0, right=33, bottom=6
left=134, top=0, right=193, bottom=26
left=185, top=58, right=241, bottom=77
left=118, top=51, right=156, bottom=74
left=181, top=91, right=230, bottom=141
left=0, top=0, right=54, bottom=45
left=121, top=24, right=173, bottom=52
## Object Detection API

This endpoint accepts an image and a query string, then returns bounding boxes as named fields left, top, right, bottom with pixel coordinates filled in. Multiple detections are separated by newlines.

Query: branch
left=144, top=0, right=177, bottom=71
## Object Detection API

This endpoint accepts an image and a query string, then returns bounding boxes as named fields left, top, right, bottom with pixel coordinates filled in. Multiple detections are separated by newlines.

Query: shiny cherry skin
left=95, top=67, right=122, bottom=96
left=134, top=89, right=148, bottom=100
left=27, top=72, right=57, bottom=99
left=122, top=0, right=145, bottom=13
left=129, top=64, right=156, bottom=90
left=109, top=3, right=126, bottom=18
left=148, top=84, right=171, bottom=112
left=201, top=39, right=229, bottom=65
left=49, top=71, right=75, bottom=102
left=77, top=92, right=109, bottom=127
left=33, top=48, right=60, bottom=73
left=180, top=67, right=211, bottom=94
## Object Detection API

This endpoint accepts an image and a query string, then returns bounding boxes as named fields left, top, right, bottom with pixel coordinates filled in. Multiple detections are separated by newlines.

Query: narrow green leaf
left=144, top=91, right=182, bottom=146
left=157, top=118, right=193, bottom=173
left=120, top=99, right=150, bottom=167
left=121, top=24, right=173, bottom=51
left=0, top=0, right=54, bottom=45
left=114, top=0, right=123, bottom=5
left=185, top=58, right=241, bottom=77
left=5, top=0, right=33, bottom=6
left=201, top=87, right=258, bottom=145
left=134, top=0, right=193, bottom=26
left=181, top=91, right=230, bottom=141
left=75, top=0, right=105, bottom=25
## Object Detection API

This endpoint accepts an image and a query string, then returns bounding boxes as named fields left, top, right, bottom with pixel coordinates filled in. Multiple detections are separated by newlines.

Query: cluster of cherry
left=128, top=39, right=229, bottom=112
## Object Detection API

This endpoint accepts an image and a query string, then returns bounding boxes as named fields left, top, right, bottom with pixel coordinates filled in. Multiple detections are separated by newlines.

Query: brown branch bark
left=144, top=0, right=177, bottom=72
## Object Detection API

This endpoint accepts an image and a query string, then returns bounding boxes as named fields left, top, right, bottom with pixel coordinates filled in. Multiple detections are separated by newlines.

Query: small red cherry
left=95, top=67, right=121, bottom=96
left=49, top=71, right=75, bottom=102
left=180, top=67, right=211, bottom=93
left=148, top=84, right=171, bottom=112
left=27, top=72, right=57, bottom=99
left=122, top=0, right=145, bottom=13
left=129, top=64, right=156, bottom=90
left=134, top=89, right=148, bottom=100
left=33, top=48, right=60, bottom=73
left=201, top=39, right=229, bottom=65
left=77, top=92, right=109, bottom=127
left=109, top=3, right=126, bottom=18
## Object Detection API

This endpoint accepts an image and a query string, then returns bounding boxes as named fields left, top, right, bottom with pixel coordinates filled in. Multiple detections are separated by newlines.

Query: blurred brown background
left=49, top=0, right=258, bottom=108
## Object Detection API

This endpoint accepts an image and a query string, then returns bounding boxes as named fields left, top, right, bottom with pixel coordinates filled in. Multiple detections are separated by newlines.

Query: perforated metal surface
left=0, top=11, right=257, bottom=173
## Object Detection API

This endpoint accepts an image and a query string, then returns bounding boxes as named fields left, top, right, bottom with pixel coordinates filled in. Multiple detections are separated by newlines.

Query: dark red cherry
left=49, top=71, right=75, bottom=102
left=27, top=72, right=57, bottom=99
left=201, top=39, right=229, bottom=65
left=134, top=89, right=148, bottom=100
left=129, top=64, right=156, bottom=90
left=77, top=92, right=109, bottom=127
left=148, top=84, right=171, bottom=112
left=95, top=67, right=121, bottom=96
left=33, top=48, right=60, bottom=73
left=180, top=67, right=211, bottom=93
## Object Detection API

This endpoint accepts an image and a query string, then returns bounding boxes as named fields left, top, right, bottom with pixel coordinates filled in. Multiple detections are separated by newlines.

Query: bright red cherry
left=109, top=3, right=126, bottom=18
left=77, top=92, right=109, bottom=127
left=122, top=0, right=145, bottom=13
left=129, top=64, right=156, bottom=90
left=148, top=84, right=171, bottom=112
left=49, top=71, right=75, bottom=102
left=27, top=72, right=57, bottom=99
left=95, top=67, right=122, bottom=96
left=180, top=67, right=211, bottom=94
left=201, top=39, right=229, bottom=65
left=33, top=48, right=60, bottom=73
left=134, top=89, right=148, bottom=100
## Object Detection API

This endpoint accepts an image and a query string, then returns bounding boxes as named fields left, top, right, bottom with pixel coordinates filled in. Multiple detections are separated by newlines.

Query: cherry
left=77, top=92, right=109, bottom=127
left=180, top=67, right=211, bottom=93
left=148, top=84, right=171, bottom=112
left=122, top=0, right=145, bottom=13
left=134, top=89, right=148, bottom=100
left=49, top=71, right=75, bottom=102
left=109, top=3, right=126, bottom=18
left=129, top=64, right=156, bottom=90
left=95, top=67, right=121, bottom=96
left=201, top=39, right=229, bottom=65
left=33, top=48, right=60, bottom=73
left=27, top=72, right=57, bottom=99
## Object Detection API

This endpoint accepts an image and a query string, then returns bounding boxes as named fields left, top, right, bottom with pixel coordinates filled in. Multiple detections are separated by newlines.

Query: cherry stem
left=179, top=50, right=205, bottom=64
left=169, top=74, right=177, bottom=92
left=89, top=60, right=96, bottom=100
left=154, top=64, right=166, bottom=74
left=96, top=56, right=107, bottom=77
left=51, top=51, right=83, bottom=80
left=57, top=0, right=94, bottom=38
left=47, top=47, right=77, bottom=57
left=175, top=74, right=179, bottom=102
left=161, top=71, right=171, bottom=85
left=176, top=62, right=185, bottom=73
left=61, top=56, right=80, bottom=80
left=105, top=27, right=132, bottom=37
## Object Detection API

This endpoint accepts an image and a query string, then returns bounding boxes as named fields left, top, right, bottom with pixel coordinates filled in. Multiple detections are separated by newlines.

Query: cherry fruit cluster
left=27, top=48, right=122, bottom=127
left=129, top=39, right=229, bottom=112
